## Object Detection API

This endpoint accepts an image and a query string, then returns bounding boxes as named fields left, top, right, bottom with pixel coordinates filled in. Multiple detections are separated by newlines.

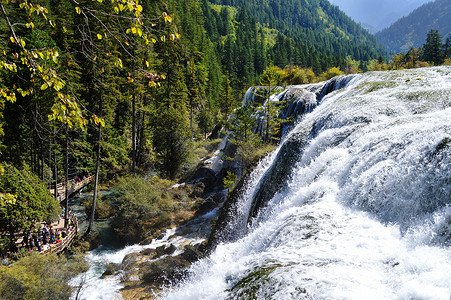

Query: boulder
left=140, top=248, right=157, bottom=258
left=208, top=124, right=222, bottom=140
left=188, top=167, right=219, bottom=194
left=180, top=244, right=205, bottom=263
left=164, top=244, right=177, bottom=255
left=141, top=256, right=191, bottom=284
left=194, top=199, right=217, bottom=217
left=155, top=245, right=166, bottom=258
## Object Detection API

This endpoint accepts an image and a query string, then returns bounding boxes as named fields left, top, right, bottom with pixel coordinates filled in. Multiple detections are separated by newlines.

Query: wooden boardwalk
left=12, top=176, right=92, bottom=255
left=39, top=212, right=79, bottom=255
left=50, top=176, right=93, bottom=203
left=40, top=176, right=92, bottom=254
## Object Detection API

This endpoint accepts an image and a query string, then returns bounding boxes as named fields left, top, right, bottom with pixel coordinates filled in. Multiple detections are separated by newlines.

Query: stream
left=68, top=191, right=219, bottom=300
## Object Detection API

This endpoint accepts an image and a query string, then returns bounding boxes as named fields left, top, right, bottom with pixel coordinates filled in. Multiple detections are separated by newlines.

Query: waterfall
left=161, top=67, right=451, bottom=299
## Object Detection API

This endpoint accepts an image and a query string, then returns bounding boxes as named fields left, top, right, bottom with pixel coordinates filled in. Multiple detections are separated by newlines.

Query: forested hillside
left=205, top=0, right=386, bottom=71
left=375, top=0, right=451, bottom=53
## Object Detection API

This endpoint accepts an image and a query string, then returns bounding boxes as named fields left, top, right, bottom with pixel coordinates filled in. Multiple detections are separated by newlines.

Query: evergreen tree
left=151, top=106, right=191, bottom=179
left=422, top=29, right=444, bottom=65
left=444, top=34, right=451, bottom=59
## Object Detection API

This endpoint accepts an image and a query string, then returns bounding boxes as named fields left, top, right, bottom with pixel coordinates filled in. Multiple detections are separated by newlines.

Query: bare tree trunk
left=41, top=140, right=45, bottom=182
left=136, top=109, right=146, bottom=166
left=131, top=53, right=137, bottom=175
left=54, top=133, right=58, bottom=201
left=86, top=92, right=102, bottom=236
left=132, top=92, right=136, bottom=175
left=65, top=123, right=69, bottom=227
left=49, top=138, right=52, bottom=190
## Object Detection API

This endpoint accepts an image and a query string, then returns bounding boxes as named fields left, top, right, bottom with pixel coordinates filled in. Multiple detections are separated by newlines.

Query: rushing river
left=161, top=67, right=451, bottom=299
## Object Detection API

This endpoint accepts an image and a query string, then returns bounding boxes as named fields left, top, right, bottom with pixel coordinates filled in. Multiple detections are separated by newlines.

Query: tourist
left=56, top=232, right=62, bottom=244
left=35, top=235, right=42, bottom=252
left=49, top=227, right=55, bottom=243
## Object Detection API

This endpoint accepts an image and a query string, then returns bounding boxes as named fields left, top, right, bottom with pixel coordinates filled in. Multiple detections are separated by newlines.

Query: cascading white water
left=161, top=67, right=451, bottom=299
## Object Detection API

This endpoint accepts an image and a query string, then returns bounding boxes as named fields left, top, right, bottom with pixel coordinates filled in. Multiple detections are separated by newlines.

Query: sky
left=328, top=0, right=432, bottom=32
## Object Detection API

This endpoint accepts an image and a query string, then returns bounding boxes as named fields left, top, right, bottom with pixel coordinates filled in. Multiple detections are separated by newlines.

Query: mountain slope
left=207, top=0, right=387, bottom=61
left=375, top=0, right=451, bottom=53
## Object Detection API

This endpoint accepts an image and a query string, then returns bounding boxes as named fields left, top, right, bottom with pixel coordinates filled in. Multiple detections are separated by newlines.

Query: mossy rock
left=69, top=232, right=101, bottom=253
left=85, top=231, right=102, bottom=250
left=180, top=244, right=205, bottom=263
left=101, top=263, right=120, bottom=278
left=141, top=256, right=191, bottom=284
left=140, top=248, right=157, bottom=258
left=227, top=264, right=308, bottom=299
left=121, top=252, right=140, bottom=271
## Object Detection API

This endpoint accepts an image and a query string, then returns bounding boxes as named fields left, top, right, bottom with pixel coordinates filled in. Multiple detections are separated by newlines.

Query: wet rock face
left=248, top=132, right=308, bottom=221
left=188, top=167, right=222, bottom=196
left=247, top=75, right=359, bottom=222
left=208, top=124, right=223, bottom=140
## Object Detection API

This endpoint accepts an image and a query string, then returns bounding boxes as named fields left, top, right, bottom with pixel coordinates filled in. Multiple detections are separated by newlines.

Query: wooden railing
left=40, top=176, right=91, bottom=254
left=52, top=176, right=92, bottom=203
left=40, top=213, right=79, bottom=255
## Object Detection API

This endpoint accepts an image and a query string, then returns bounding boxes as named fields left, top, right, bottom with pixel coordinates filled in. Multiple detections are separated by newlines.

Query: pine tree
left=151, top=106, right=191, bottom=179
left=422, top=29, right=444, bottom=65
left=444, top=34, right=451, bottom=59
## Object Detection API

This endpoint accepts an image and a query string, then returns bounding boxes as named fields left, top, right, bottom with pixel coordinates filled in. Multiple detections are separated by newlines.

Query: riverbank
left=69, top=184, right=225, bottom=299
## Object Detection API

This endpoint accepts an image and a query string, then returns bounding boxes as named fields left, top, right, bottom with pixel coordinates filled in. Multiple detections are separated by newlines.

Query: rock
left=139, top=236, right=153, bottom=245
left=194, top=199, right=217, bottom=217
left=188, top=167, right=218, bottom=194
left=164, top=244, right=177, bottom=255
left=208, top=124, right=222, bottom=140
left=101, top=263, right=120, bottom=278
left=180, top=244, right=204, bottom=263
left=141, top=256, right=191, bottom=284
left=122, top=252, right=140, bottom=268
left=140, top=248, right=157, bottom=258
left=154, top=231, right=165, bottom=240
left=155, top=245, right=166, bottom=258
left=189, top=182, right=205, bottom=198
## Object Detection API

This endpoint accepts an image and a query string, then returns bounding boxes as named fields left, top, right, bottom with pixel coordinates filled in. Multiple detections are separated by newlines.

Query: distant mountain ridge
left=375, top=0, right=451, bottom=53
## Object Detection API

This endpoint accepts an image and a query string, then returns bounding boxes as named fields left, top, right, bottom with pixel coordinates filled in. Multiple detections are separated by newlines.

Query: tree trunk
left=86, top=92, right=102, bottom=236
left=136, top=110, right=146, bottom=166
left=41, top=139, right=45, bottom=182
left=132, top=91, right=136, bottom=175
left=65, top=123, right=69, bottom=228
left=54, top=133, right=58, bottom=201
left=131, top=45, right=137, bottom=175
left=49, top=138, right=52, bottom=191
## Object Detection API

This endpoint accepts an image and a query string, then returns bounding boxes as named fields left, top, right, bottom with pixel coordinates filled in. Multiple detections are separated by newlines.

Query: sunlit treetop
left=0, top=0, right=177, bottom=131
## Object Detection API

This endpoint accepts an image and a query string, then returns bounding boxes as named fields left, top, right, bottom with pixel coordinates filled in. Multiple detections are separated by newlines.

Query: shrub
left=0, top=253, right=88, bottom=300
left=111, top=176, right=178, bottom=244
